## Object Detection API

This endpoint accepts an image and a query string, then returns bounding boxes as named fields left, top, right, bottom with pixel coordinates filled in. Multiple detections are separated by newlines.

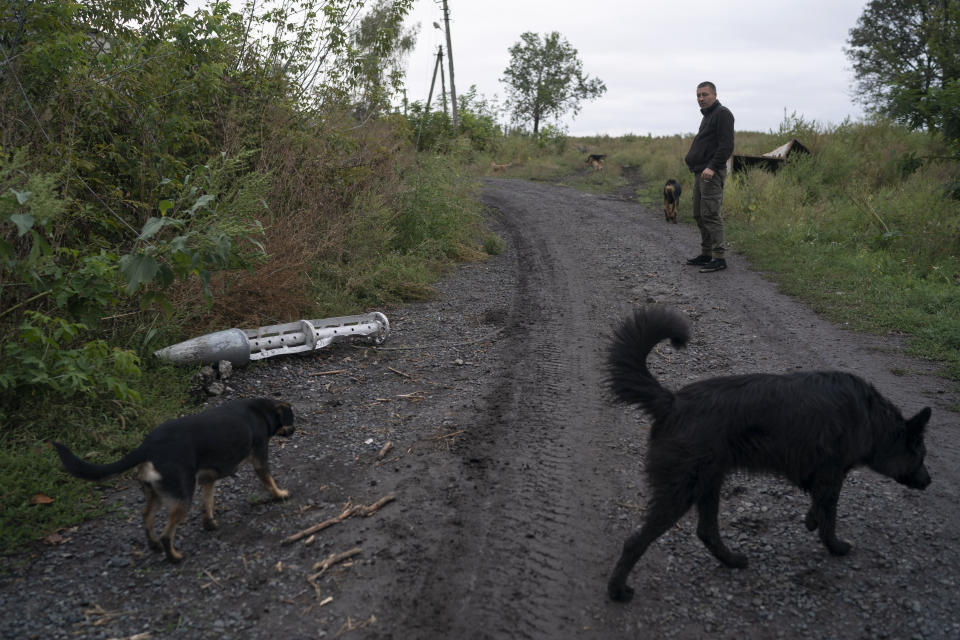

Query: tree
left=350, top=0, right=418, bottom=115
left=501, top=31, right=606, bottom=134
left=845, top=0, right=960, bottom=133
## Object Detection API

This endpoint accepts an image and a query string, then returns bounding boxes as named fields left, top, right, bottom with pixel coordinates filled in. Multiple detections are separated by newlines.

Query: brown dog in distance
left=586, top=153, right=606, bottom=170
left=663, top=179, right=682, bottom=223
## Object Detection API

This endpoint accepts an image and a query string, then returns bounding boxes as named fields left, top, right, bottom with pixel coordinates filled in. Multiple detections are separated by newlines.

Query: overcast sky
left=401, top=0, right=871, bottom=137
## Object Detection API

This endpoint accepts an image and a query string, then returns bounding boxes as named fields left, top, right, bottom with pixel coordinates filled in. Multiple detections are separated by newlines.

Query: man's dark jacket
left=685, top=101, right=735, bottom=174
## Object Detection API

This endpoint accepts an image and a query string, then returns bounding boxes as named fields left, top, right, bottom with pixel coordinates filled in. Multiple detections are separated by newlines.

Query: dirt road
left=3, top=178, right=959, bottom=639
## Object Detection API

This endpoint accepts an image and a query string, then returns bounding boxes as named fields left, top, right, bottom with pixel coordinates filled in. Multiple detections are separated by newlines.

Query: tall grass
left=722, top=120, right=960, bottom=377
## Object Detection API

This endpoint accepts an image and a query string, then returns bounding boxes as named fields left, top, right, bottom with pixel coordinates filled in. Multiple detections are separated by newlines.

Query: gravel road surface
left=2, top=177, right=958, bottom=639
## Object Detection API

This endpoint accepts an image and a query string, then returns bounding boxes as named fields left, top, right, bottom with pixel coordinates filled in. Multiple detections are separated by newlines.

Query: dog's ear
left=274, top=400, right=294, bottom=425
left=907, top=407, right=931, bottom=437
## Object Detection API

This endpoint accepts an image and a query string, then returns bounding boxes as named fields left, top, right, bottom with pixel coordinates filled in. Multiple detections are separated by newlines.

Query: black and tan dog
left=53, top=397, right=295, bottom=563
left=586, top=153, right=606, bottom=170
left=606, top=307, right=932, bottom=602
left=662, top=179, right=682, bottom=223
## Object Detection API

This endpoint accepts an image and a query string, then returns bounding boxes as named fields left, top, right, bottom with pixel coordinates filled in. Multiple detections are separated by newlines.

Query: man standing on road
left=684, top=81, right=734, bottom=273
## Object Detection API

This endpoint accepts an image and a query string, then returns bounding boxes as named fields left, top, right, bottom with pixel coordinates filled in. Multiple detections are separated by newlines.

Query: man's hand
left=701, top=167, right=715, bottom=180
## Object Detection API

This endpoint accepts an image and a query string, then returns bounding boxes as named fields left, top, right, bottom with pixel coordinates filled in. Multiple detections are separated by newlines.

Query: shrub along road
left=2, top=178, right=959, bottom=639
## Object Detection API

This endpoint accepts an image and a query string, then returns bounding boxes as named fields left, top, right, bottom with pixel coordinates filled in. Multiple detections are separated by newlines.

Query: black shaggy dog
left=54, top=397, right=295, bottom=563
left=606, top=307, right=932, bottom=602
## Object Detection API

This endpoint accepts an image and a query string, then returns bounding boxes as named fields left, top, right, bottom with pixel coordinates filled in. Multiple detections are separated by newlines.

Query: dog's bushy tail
left=608, top=306, right=689, bottom=422
left=52, top=442, right=147, bottom=481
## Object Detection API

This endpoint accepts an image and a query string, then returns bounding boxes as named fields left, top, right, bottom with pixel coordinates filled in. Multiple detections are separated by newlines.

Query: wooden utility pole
left=441, top=0, right=458, bottom=127
left=416, top=45, right=445, bottom=149
left=439, top=46, right=448, bottom=117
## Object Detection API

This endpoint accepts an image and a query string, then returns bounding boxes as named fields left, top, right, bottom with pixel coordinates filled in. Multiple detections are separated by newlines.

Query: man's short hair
left=697, top=81, right=717, bottom=93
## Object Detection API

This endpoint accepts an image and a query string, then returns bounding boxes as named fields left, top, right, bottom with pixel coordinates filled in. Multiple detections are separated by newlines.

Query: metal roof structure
left=732, top=139, right=811, bottom=173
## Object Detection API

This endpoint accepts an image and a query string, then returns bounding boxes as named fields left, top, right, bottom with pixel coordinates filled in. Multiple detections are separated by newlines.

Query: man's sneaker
left=685, top=254, right=712, bottom=266
left=699, top=258, right=727, bottom=273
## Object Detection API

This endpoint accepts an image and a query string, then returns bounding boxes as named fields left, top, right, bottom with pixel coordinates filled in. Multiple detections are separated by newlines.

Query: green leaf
left=10, top=189, right=31, bottom=205
left=187, top=194, right=216, bottom=215
left=8, top=213, right=35, bottom=236
left=158, top=199, right=174, bottom=216
left=139, top=216, right=180, bottom=240
left=156, top=263, right=175, bottom=287
left=120, top=254, right=159, bottom=295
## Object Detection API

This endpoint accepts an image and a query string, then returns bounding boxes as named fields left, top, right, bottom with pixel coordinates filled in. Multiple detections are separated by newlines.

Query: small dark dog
left=54, top=397, right=295, bottom=562
left=606, top=307, right=932, bottom=602
left=663, top=179, right=682, bottom=223
left=586, top=153, right=606, bottom=170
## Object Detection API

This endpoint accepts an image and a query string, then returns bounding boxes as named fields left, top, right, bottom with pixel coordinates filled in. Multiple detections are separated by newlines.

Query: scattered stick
left=387, top=366, right=413, bottom=379
left=432, top=430, right=465, bottom=441
left=201, top=569, right=223, bottom=589
left=308, top=369, right=348, bottom=377
left=311, top=546, right=362, bottom=573
left=282, top=508, right=353, bottom=544
left=376, top=441, right=393, bottom=460
left=377, top=446, right=413, bottom=466
left=282, top=494, right=395, bottom=545
left=307, top=547, right=362, bottom=599
left=337, top=614, right=377, bottom=636
left=356, top=494, right=395, bottom=516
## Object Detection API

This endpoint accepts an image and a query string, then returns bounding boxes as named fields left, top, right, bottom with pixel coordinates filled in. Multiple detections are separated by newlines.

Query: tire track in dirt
left=390, top=182, right=637, bottom=639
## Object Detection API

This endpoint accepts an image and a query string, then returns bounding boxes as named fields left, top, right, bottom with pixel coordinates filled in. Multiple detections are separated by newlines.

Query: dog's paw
left=804, top=510, right=819, bottom=531
left=202, top=518, right=220, bottom=531
left=721, top=552, right=749, bottom=569
left=608, top=582, right=635, bottom=602
left=161, top=538, right=184, bottom=563
left=273, top=488, right=290, bottom=500
left=826, top=539, right=852, bottom=556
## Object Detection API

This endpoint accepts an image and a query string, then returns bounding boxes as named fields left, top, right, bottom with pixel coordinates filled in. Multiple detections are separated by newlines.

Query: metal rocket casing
left=154, top=312, right=390, bottom=366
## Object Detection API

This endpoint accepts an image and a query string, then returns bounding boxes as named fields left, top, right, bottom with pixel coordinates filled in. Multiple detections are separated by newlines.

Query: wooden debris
left=201, top=569, right=223, bottom=589
left=432, top=429, right=465, bottom=441
left=376, top=441, right=393, bottom=460
left=83, top=604, right=121, bottom=626
left=307, top=547, right=362, bottom=599
left=308, top=369, right=348, bottom=377
left=282, top=494, right=395, bottom=545
left=337, top=614, right=377, bottom=636
left=376, top=445, right=413, bottom=466
left=311, top=546, right=362, bottom=573
left=387, top=366, right=412, bottom=379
